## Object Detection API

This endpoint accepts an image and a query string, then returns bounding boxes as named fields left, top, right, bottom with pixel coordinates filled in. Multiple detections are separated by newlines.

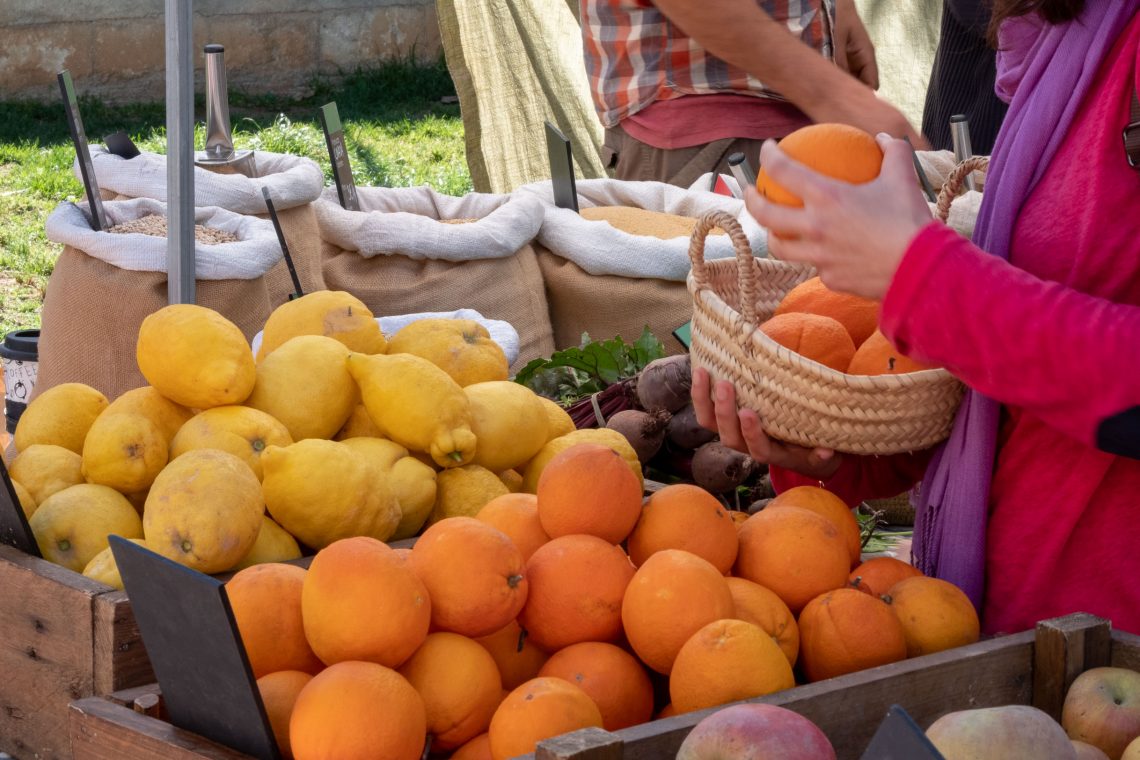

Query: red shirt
left=622, top=94, right=812, bottom=149
left=774, top=13, right=1140, bottom=635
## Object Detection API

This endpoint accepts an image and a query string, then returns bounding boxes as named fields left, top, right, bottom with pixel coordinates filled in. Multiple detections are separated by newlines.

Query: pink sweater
left=773, top=15, right=1140, bottom=635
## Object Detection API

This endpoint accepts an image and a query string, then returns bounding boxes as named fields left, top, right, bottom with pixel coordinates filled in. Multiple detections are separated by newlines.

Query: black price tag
left=58, top=70, right=109, bottom=231
left=545, top=121, right=579, bottom=213
left=104, top=130, right=142, bottom=160
left=262, top=187, right=305, bottom=302
left=860, top=705, right=945, bottom=760
left=110, top=536, right=281, bottom=760
left=318, top=102, right=360, bottom=212
left=0, top=458, right=39, bottom=556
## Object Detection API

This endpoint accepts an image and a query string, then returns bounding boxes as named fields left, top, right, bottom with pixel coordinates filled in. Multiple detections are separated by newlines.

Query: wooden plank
left=93, top=590, right=154, bottom=694
left=1032, top=613, right=1112, bottom=721
left=70, top=697, right=255, bottom=760
left=526, top=629, right=1035, bottom=760
left=0, top=543, right=104, bottom=760
left=1112, top=629, right=1140, bottom=671
left=537, top=728, right=624, bottom=760
left=109, top=683, right=166, bottom=720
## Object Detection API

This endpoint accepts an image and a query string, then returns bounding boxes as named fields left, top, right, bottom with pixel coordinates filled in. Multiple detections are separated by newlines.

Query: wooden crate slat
left=70, top=697, right=256, bottom=760
left=1032, top=613, right=1112, bottom=721
left=93, top=591, right=153, bottom=694
left=1112, top=629, right=1140, bottom=671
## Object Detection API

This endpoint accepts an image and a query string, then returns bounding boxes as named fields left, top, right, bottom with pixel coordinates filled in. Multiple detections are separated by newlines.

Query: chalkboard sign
left=58, top=70, right=108, bottom=231
left=860, top=705, right=945, bottom=760
left=110, top=537, right=281, bottom=760
left=0, top=458, right=39, bottom=556
left=104, top=131, right=142, bottom=160
left=318, top=102, right=360, bottom=212
left=545, top=121, right=579, bottom=212
left=262, top=187, right=304, bottom=301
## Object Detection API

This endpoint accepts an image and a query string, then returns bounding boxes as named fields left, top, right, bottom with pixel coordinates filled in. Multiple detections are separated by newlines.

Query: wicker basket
left=685, top=158, right=985, bottom=455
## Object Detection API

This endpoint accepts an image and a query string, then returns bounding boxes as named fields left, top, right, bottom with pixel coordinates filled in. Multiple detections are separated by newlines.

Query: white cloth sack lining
left=45, top=198, right=282, bottom=280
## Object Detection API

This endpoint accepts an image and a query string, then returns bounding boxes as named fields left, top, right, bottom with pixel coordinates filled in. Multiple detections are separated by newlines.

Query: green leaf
left=513, top=330, right=669, bottom=403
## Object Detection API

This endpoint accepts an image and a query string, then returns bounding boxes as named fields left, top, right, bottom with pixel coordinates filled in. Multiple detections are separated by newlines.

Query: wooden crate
left=67, top=614, right=1140, bottom=760
left=0, top=544, right=152, bottom=760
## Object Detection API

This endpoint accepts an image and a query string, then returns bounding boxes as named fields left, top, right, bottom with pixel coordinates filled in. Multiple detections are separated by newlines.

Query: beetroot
left=636, top=355, right=692, bottom=413
left=606, top=409, right=670, bottom=463
left=691, top=441, right=758, bottom=493
left=666, top=403, right=716, bottom=450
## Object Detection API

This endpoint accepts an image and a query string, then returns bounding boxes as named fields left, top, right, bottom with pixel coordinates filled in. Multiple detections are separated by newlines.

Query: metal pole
left=165, top=0, right=196, bottom=304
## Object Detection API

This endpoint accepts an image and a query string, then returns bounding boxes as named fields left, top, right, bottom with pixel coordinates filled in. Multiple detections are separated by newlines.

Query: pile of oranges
left=228, top=442, right=979, bottom=760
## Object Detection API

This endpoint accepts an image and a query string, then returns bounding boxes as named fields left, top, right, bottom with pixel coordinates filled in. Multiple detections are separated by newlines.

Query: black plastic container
left=1, top=329, right=40, bottom=434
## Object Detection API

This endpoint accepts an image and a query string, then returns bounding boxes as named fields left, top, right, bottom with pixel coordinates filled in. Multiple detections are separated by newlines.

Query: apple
left=1073, top=740, right=1112, bottom=760
left=926, top=705, right=1077, bottom=759
left=675, top=704, right=835, bottom=760
left=1122, top=736, right=1140, bottom=760
left=1062, top=667, right=1140, bottom=759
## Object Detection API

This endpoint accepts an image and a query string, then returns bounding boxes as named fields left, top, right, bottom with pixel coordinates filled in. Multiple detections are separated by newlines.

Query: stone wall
left=0, top=0, right=442, bottom=104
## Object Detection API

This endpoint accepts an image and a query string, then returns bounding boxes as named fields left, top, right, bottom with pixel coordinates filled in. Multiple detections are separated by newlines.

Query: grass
left=0, top=56, right=471, bottom=336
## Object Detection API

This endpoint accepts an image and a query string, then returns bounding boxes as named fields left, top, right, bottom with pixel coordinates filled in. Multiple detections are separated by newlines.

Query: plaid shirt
left=582, top=0, right=836, bottom=128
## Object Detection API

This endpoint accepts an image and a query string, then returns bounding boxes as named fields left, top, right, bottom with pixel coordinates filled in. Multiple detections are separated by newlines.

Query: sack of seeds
left=315, top=186, right=554, bottom=368
left=39, top=198, right=281, bottom=399
left=79, top=148, right=325, bottom=306
left=514, top=178, right=768, bottom=353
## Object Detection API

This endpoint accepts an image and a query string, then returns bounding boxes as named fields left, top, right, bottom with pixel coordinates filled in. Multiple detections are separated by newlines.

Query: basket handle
left=689, top=210, right=758, bottom=325
left=934, top=155, right=989, bottom=222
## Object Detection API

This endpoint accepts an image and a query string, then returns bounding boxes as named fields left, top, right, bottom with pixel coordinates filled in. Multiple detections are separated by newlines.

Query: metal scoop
left=195, top=44, right=255, bottom=175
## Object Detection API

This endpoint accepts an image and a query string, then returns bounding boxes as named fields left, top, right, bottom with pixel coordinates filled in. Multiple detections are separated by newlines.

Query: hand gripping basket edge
left=684, top=157, right=986, bottom=455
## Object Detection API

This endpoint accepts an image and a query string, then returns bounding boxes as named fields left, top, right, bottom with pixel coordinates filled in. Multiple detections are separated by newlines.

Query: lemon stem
left=448, top=451, right=464, bottom=463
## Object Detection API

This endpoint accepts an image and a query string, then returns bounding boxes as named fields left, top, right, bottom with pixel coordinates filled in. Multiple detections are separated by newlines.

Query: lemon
left=464, top=381, right=549, bottom=472
left=82, top=538, right=148, bottom=590
left=334, top=404, right=385, bottom=440
left=428, top=464, right=509, bottom=524
left=82, top=413, right=168, bottom=494
left=104, top=387, right=194, bottom=444
left=245, top=335, right=358, bottom=441
left=10, top=444, right=84, bottom=505
left=143, top=449, right=264, bottom=573
left=342, top=437, right=437, bottom=540
left=261, top=439, right=401, bottom=549
left=30, top=484, right=144, bottom=572
left=537, top=396, right=576, bottom=441
left=230, top=516, right=302, bottom=571
left=386, top=318, right=508, bottom=386
left=257, top=290, right=387, bottom=361
left=497, top=469, right=524, bottom=493
left=10, top=479, right=37, bottom=518
left=14, top=382, right=109, bottom=454
left=522, top=428, right=643, bottom=493
left=137, top=304, right=256, bottom=409
left=347, top=352, right=477, bottom=468
left=169, top=406, right=292, bottom=480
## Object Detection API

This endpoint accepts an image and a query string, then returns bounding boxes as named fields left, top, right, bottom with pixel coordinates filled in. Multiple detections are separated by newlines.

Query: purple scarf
left=912, top=2, right=1139, bottom=610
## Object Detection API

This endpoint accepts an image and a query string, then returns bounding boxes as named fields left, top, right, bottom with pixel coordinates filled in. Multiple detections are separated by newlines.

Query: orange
left=398, top=632, right=502, bottom=750
left=487, top=677, right=603, bottom=760
left=847, top=329, right=936, bottom=375
left=621, top=549, right=735, bottom=674
left=669, top=619, right=795, bottom=714
left=301, top=537, right=430, bottom=668
left=756, top=123, right=883, bottom=207
left=227, top=564, right=324, bottom=678
left=392, top=546, right=413, bottom=564
left=475, top=620, right=550, bottom=690
left=848, top=556, right=923, bottom=597
left=627, top=483, right=739, bottom=574
left=518, top=534, right=635, bottom=651
left=538, top=642, right=654, bottom=731
left=411, top=517, right=528, bottom=637
left=289, top=661, right=425, bottom=760
left=759, top=313, right=857, bottom=373
left=884, top=576, right=980, bottom=657
left=476, top=493, right=550, bottom=562
left=536, top=443, right=642, bottom=544
left=729, top=510, right=750, bottom=529
left=657, top=703, right=678, bottom=719
left=798, top=588, right=908, bottom=682
left=726, top=577, right=799, bottom=667
left=257, top=670, right=312, bottom=760
left=451, top=733, right=492, bottom=760
left=775, top=277, right=881, bottom=348
left=735, top=507, right=850, bottom=614
left=766, top=486, right=862, bottom=568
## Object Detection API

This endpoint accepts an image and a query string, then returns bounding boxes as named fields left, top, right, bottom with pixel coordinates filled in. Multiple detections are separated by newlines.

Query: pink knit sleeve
left=769, top=449, right=933, bottom=508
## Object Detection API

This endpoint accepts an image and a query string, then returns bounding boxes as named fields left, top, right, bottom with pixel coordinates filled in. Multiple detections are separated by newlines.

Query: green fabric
left=437, top=0, right=606, bottom=194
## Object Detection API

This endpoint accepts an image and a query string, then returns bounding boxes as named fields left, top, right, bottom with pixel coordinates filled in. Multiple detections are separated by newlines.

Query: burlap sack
left=81, top=147, right=325, bottom=307
left=315, top=186, right=554, bottom=368
left=39, top=199, right=281, bottom=400
left=515, top=178, right=768, bottom=353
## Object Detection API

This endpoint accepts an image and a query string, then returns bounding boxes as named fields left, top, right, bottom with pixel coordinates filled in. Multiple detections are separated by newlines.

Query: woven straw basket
left=686, top=157, right=986, bottom=455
